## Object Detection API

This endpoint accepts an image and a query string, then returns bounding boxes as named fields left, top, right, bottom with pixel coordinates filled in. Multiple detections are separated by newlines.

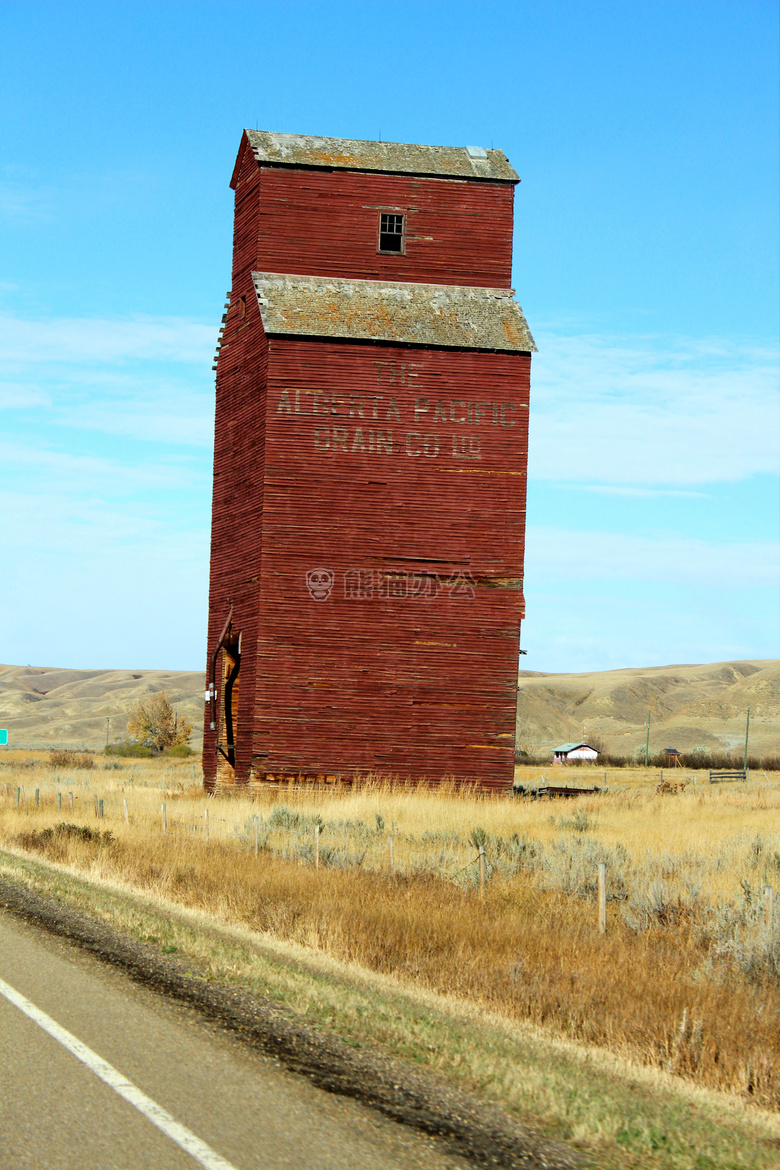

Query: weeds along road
left=0, top=912, right=470, bottom=1170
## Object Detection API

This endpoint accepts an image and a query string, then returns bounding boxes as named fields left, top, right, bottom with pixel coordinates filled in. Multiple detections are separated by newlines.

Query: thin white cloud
left=526, top=525, right=779, bottom=590
left=0, top=441, right=207, bottom=494
left=0, top=380, right=213, bottom=446
left=0, top=180, right=54, bottom=222
left=0, top=516, right=209, bottom=672
left=530, top=331, right=779, bottom=486
left=34, top=373, right=215, bottom=448
left=554, top=484, right=708, bottom=498
left=0, top=313, right=214, bottom=364
left=520, top=589, right=777, bottom=675
left=0, top=490, right=209, bottom=573
left=0, top=383, right=51, bottom=409
left=0, top=310, right=216, bottom=446
left=59, top=397, right=214, bottom=448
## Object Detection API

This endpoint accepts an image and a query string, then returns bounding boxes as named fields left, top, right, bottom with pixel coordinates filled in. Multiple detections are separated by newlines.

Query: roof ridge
left=242, top=129, right=519, bottom=183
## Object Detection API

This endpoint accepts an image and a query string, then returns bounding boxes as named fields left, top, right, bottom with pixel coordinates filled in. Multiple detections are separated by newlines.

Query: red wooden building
left=203, top=131, right=535, bottom=791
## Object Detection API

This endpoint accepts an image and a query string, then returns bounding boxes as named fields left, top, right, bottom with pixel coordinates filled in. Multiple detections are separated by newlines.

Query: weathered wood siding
left=205, top=132, right=531, bottom=789
left=203, top=204, right=268, bottom=787
left=254, top=165, right=515, bottom=288
left=249, top=337, right=529, bottom=786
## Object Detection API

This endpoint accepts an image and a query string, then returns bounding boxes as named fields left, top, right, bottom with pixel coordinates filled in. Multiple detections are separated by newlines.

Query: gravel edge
left=0, top=868, right=582, bottom=1170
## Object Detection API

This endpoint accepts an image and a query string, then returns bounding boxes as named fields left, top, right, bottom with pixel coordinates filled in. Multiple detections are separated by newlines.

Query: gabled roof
left=553, top=742, right=597, bottom=752
left=234, top=130, right=519, bottom=185
left=251, top=273, right=536, bottom=353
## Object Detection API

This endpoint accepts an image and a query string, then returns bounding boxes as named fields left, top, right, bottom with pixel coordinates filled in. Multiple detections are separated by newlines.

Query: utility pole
left=644, top=709, right=651, bottom=767
left=744, top=706, right=751, bottom=774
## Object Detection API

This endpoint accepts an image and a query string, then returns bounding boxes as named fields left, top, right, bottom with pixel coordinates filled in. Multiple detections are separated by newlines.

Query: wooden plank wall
left=205, top=137, right=530, bottom=789
left=254, top=165, right=515, bottom=289
left=251, top=337, right=530, bottom=788
left=203, top=143, right=270, bottom=788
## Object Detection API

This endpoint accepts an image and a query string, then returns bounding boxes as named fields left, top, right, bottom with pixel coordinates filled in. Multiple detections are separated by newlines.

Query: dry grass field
left=1, top=753, right=778, bottom=1126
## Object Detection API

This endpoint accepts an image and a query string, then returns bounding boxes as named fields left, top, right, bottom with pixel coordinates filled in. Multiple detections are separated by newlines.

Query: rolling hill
left=0, top=666, right=204, bottom=751
left=516, top=659, right=778, bottom=757
left=0, top=660, right=777, bottom=757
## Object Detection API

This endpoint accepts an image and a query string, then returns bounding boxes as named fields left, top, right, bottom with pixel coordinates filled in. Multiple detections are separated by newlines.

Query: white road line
left=0, top=974, right=240, bottom=1170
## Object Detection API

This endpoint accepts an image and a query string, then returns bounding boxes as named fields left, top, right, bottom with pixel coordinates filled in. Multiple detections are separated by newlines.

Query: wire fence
left=2, top=781, right=778, bottom=959
left=2, top=780, right=612, bottom=895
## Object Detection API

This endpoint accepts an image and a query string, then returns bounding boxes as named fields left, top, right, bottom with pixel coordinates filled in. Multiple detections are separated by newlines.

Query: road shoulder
left=0, top=847, right=777, bottom=1170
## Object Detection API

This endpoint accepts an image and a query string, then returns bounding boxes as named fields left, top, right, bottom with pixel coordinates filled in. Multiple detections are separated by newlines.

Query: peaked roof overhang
left=251, top=272, right=536, bottom=353
left=231, top=130, right=519, bottom=188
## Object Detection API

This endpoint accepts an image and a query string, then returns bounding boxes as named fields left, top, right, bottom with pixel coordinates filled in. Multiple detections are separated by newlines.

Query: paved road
left=0, top=912, right=469, bottom=1169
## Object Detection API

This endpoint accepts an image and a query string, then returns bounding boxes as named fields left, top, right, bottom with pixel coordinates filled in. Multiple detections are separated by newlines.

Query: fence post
left=94, top=795, right=99, bottom=818
left=161, top=803, right=167, bottom=837
left=57, top=792, right=62, bottom=812
left=123, top=798, right=129, bottom=826
left=388, top=834, right=394, bottom=878
left=35, top=788, right=40, bottom=807
left=254, top=815, right=259, bottom=858
left=598, top=863, right=607, bottom=934
left=68, top=792, right=74, bottom=814
left=204, top=807, right=209, bottom=846
left=766, top=885, right=774, bottom=950
left=479, top=845, right=485, bottom=898
left=313, top=823, right=319, bottom=869
left=98, top=799, right=104, bottom=818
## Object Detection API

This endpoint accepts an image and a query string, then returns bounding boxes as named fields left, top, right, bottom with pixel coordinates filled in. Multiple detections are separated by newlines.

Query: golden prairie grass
left=4, top=850, right=779, bottom=1170
left=1, top=757, right=779, bottom=1112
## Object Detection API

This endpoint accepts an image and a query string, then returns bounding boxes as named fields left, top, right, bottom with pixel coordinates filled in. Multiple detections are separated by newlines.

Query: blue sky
left=0, top=0, right=777, bottom=673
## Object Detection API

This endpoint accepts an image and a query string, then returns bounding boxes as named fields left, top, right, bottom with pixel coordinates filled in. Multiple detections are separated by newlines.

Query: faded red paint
left=254, top=166, right=514, bottom=288
left=204, top=132, right=531, bottom=791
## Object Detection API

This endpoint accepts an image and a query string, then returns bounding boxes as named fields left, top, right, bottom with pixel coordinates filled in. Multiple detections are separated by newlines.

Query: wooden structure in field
left=204, top=131, right=535, bottom=791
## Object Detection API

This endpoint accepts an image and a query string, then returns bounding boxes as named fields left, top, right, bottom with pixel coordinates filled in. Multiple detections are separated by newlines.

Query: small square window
left=378, top=213, right=405, bottom=254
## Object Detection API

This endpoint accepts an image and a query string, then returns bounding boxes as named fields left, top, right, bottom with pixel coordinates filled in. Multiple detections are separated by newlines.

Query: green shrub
left=104, top=741, right=154, bottom=759
left=164, top=743, right=195, bottom=758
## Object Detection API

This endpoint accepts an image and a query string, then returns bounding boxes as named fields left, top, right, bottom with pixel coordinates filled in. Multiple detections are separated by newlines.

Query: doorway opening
left=218, top=631, right=241, bottom=771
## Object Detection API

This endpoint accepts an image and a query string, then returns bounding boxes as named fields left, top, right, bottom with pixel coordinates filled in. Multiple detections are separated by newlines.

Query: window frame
left=377, top=211, right=406, bottom=255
